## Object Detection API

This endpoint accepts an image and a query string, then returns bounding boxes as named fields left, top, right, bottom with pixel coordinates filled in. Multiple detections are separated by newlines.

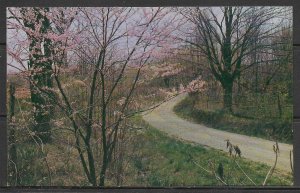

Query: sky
left=6, top=7, right=293, bottom=74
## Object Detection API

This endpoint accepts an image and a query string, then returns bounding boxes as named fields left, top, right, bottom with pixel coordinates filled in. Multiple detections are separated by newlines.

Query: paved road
left=143, top=93, right=293, bottom=172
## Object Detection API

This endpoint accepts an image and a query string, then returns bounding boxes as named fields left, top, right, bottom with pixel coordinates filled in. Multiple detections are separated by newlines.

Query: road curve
left=142, top=93, right=293, bottom=172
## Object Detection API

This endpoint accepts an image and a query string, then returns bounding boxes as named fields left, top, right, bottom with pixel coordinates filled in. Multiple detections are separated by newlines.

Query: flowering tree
left=186, top=76, right=206, bottom=94
left=8, top=7, right=80, bottom=143
left=8, top=7, right=179, bottom=186
left=8, top=8, right=55, bottom=142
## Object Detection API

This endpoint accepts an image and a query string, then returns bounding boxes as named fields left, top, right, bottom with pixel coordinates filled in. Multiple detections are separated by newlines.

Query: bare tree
left=50, top=7, right=171, bottom=186
left=181, top=7, right=292, bottom=112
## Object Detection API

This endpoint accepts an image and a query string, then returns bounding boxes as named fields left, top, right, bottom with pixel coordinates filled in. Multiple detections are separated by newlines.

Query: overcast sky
left=6, top=7, right=292, bottom=74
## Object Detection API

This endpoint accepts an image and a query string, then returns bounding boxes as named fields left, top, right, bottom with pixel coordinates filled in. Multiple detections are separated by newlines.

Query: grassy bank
left=174, top=96, right=292, bottom=144
left=9, top=115, right=293, bottom=186
left=129, top=116, right=292, bottom=186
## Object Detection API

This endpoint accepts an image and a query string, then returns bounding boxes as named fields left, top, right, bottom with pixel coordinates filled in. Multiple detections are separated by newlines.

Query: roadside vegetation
left=127, top=116, right=292, bottom=186
left=174, top=94, right=292, bottom=144
left=9, top=115, right=293, bottom=186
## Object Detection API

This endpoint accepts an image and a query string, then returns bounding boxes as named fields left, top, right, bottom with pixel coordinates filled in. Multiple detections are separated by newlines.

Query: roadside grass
left=173, top=95, right=292, bottom=144
left=8, top=115, right=293, bottom=186
left=7, top=79, right=292, bottom=186
left=9, top=132, right=90, bottom=186
left=130, top=116, right=293, bottom=186
left=8, top=79, right=293, bottom=186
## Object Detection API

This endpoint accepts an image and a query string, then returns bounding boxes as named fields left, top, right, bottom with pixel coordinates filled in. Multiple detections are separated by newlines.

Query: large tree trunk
left=29, top=52, right=53, bottom=143
left=223, top=81, right=233, bottom=112
left=21, top=8, right=53, bottom=143
left=30, top=85, right=52, bottom=142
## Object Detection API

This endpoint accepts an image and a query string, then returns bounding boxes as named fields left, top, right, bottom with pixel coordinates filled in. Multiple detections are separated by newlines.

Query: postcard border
left=1, top=0, right=300, bottom=192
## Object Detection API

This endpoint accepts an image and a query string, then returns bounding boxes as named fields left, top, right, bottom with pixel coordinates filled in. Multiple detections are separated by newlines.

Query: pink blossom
left=186, top=77, right=207, bottom=94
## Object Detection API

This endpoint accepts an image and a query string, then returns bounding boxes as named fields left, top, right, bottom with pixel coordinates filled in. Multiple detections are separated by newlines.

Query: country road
left=142, top=93, right=293, bottom=172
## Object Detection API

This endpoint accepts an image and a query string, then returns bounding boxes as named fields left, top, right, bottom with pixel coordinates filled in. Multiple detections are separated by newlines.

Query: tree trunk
left=30, top=82, right=52, bottom=143
left=223, top=81, right=233, bottom=112
left=9, top=83, right=19, bottom=185
left=99, top=157, right=108, bottom=186
left=277, top=93, right=282, bottom=118
left=21, top=8, right=53, bottom=143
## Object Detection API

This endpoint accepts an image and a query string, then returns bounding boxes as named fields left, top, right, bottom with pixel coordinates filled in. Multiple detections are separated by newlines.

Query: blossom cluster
left=186, top=77, right=206, bottom=94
